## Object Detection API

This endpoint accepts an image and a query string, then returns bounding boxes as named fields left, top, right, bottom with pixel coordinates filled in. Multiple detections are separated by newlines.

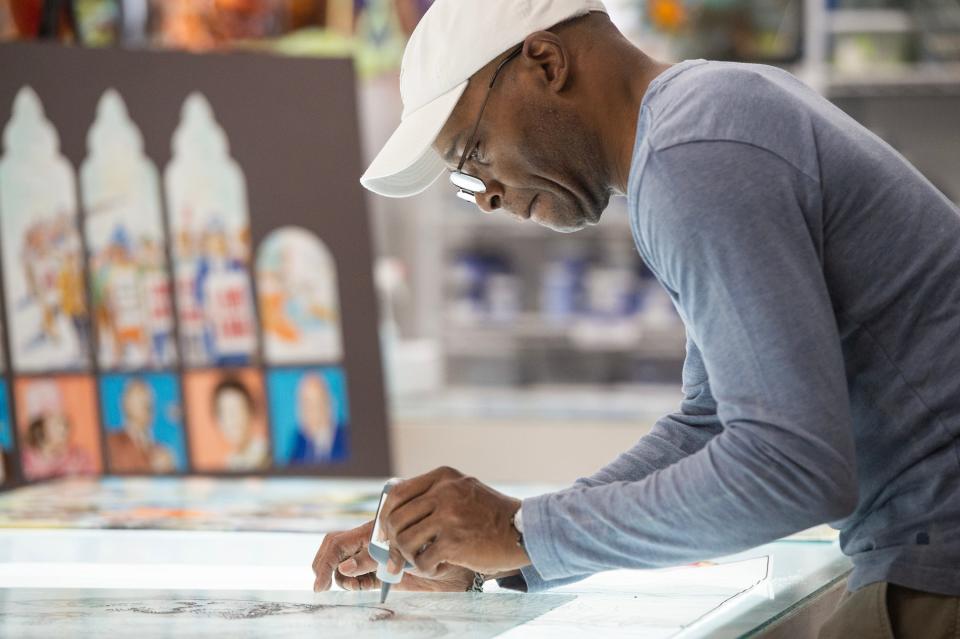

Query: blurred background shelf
left=828, top=9, right=914, bottom=34
left=826, top=62, right=960, bottom=95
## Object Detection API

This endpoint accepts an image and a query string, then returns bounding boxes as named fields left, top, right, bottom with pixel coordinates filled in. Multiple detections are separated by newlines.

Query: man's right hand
left=311, top=520, right=478, bottom=593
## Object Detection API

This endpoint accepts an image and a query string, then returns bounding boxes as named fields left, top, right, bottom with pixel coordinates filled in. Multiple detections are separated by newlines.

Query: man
left=107, top=379, right=176, bottom=474
left=313, top=1, right=960, bottom=635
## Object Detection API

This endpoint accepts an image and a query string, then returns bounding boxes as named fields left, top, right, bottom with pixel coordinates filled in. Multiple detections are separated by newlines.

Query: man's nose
left=475, top=181, right=504, bottom=213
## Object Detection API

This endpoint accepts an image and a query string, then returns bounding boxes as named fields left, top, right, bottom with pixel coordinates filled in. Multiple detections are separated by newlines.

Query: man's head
left=436, top=15, right=624, bottom=232
left=362, top=1, right=637, bottom=233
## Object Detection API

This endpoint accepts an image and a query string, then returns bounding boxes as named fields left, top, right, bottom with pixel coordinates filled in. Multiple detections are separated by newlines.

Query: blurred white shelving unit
left=799, top=0, right=960, bottom=96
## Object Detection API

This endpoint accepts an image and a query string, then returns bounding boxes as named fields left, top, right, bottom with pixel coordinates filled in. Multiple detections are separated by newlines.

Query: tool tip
left=379, top=582, right=389, bottom=604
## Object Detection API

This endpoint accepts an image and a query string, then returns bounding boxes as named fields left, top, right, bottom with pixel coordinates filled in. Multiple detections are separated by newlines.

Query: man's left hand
left=379, top=466, right=531, bottom=578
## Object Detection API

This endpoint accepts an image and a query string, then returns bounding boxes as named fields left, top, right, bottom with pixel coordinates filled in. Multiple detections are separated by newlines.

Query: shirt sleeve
left=518, top=140, right=858, bottom=582
left=574, top=335, right=724, bottom=489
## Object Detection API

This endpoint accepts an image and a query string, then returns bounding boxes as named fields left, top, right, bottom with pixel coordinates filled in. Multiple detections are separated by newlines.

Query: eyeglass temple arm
left=456, top=44, right=525, bottom=173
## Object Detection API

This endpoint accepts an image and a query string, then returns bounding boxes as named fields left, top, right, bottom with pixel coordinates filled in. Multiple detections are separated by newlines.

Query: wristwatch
left=467, top=571, right=485, bottom=593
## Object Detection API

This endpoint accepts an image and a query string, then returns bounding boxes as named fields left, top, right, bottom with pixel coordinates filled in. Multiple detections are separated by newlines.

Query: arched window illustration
left=164, top=93, right=258, bottom=367
left=0, top=87, right=91, bottom=372
left=256, top=227, right=344, bottom=364
left=81, top=89, right=177, bottom=370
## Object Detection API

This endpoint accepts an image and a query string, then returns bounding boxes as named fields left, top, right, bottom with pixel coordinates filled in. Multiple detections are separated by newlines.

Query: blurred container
left=152, top=0, right=286, bottom=51
left=74, top=0, right=121, bottom=46
left=671, top=0, right=803, bottom=63
left=834, top=32, right=914, bottom=71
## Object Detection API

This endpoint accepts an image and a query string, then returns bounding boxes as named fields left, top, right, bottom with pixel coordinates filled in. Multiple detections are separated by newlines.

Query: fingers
left=394, top=518, right=439, bottom=572
left=410, top=537, right=449, bottom=578
left=312, top=521, right=373, bottom=592
left=380, top=467, right=462, bottom=529
left=338, top=550, right=378, bottom=577
left=386, top=546, right=406, bottom=574
left=384, top=494, right=435, bottom=541
left=335, top=569, right=380, bottom=592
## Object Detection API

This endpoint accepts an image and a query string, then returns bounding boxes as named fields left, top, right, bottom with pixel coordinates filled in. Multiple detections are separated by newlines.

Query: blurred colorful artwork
left=82, top=90, right=177, bottom=370
left=100, top=374, right=187, bottom=475
left=184, top=369, right=269, bottom=473
left=14, top=376, right=102, bottom=481
left=257, top=227, right=343, bottom=365
left=165, top=93, right=258, bottom=368
left=0, top=87, right=91, bottom=372
left=268, top=368, right=349, bottom=467
left=0, top=477, right=381, bottom=532
left=0, top=381, right=13, bottom=486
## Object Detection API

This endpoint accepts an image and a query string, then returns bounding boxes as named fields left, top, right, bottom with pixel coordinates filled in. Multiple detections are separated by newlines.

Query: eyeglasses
left=449, top=45, right=524, bottom=204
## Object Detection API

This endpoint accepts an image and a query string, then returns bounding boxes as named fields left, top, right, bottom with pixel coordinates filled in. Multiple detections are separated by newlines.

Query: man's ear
left=522, top=31, right=569, bottom=92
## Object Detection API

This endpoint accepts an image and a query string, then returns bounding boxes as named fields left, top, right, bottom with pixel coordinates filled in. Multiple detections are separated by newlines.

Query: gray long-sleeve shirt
left=512, top=60, right=960, bottom=596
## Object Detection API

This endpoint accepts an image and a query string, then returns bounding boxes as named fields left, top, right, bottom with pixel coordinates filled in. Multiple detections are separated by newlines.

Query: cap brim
left=360, top=81, right=468, bottom=198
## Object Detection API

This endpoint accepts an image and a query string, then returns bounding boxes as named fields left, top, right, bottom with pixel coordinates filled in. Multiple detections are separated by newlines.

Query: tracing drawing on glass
left=0, top=590, right=573, bottom=639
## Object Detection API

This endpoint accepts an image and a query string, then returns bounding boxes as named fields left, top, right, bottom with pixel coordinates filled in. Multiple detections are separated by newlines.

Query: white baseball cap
left=360, top=0, right=608, bottom=199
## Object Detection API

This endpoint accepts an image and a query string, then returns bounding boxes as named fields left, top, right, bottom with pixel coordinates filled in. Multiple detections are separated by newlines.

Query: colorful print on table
left=165, top=93, right=258, bottom=368
left=100, top=374, right=187, bottom=475
left=0, top=87, right=92, bottom=372
left=257, top=227, right=343, bottom=365
left=15, top=376, right=102, bottom=481
left=0, top=381, right=13, bottom=486
left=268, top=367, right=350, bottom=467
left=184, top=369, right=269, bottom=473
left=82, top=90, right=178, bottom=370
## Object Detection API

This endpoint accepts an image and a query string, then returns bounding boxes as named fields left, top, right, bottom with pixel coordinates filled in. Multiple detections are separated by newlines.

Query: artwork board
left=0, top=42, right=390, bottom=482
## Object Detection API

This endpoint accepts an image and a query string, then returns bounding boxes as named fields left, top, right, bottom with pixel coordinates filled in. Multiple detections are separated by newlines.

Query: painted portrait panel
left=165, top=93, right=258, bottom=368
left=0, top=87, right=91, bottom=372
left=100, top=373, right=187, bottom=475
left=257, top=227, right=343, bottom=365
left=82, top=90, right=177, bottom=370
left=15, top=376, right=102, bottom=481
left=184, top=369, right=269, bottom=473
left=0, top=381, right=13, bottom=486
left=268, top=367, right=350, bottom=468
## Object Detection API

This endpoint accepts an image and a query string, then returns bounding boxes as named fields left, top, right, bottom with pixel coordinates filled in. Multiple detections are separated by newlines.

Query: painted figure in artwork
left=211, top=376, right=268, bottom=471
left=193, top=220, right=254, bottom=367
left=106, top=379, right=175, bottom=474
left=165, top=93, right=258, bottom=367
left=82, top=89, right=177, bottom=370
left=289, top=373, right=347, bottom=465
left=20, top=381, right=95, bottom=481
left=257, top=228, right=343, bottom=365
left=1, top=87, right=90, bottom=371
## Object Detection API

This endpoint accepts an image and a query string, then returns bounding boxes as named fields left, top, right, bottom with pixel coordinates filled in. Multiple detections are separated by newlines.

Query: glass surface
left=0, top=477, right=853, bottom=637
